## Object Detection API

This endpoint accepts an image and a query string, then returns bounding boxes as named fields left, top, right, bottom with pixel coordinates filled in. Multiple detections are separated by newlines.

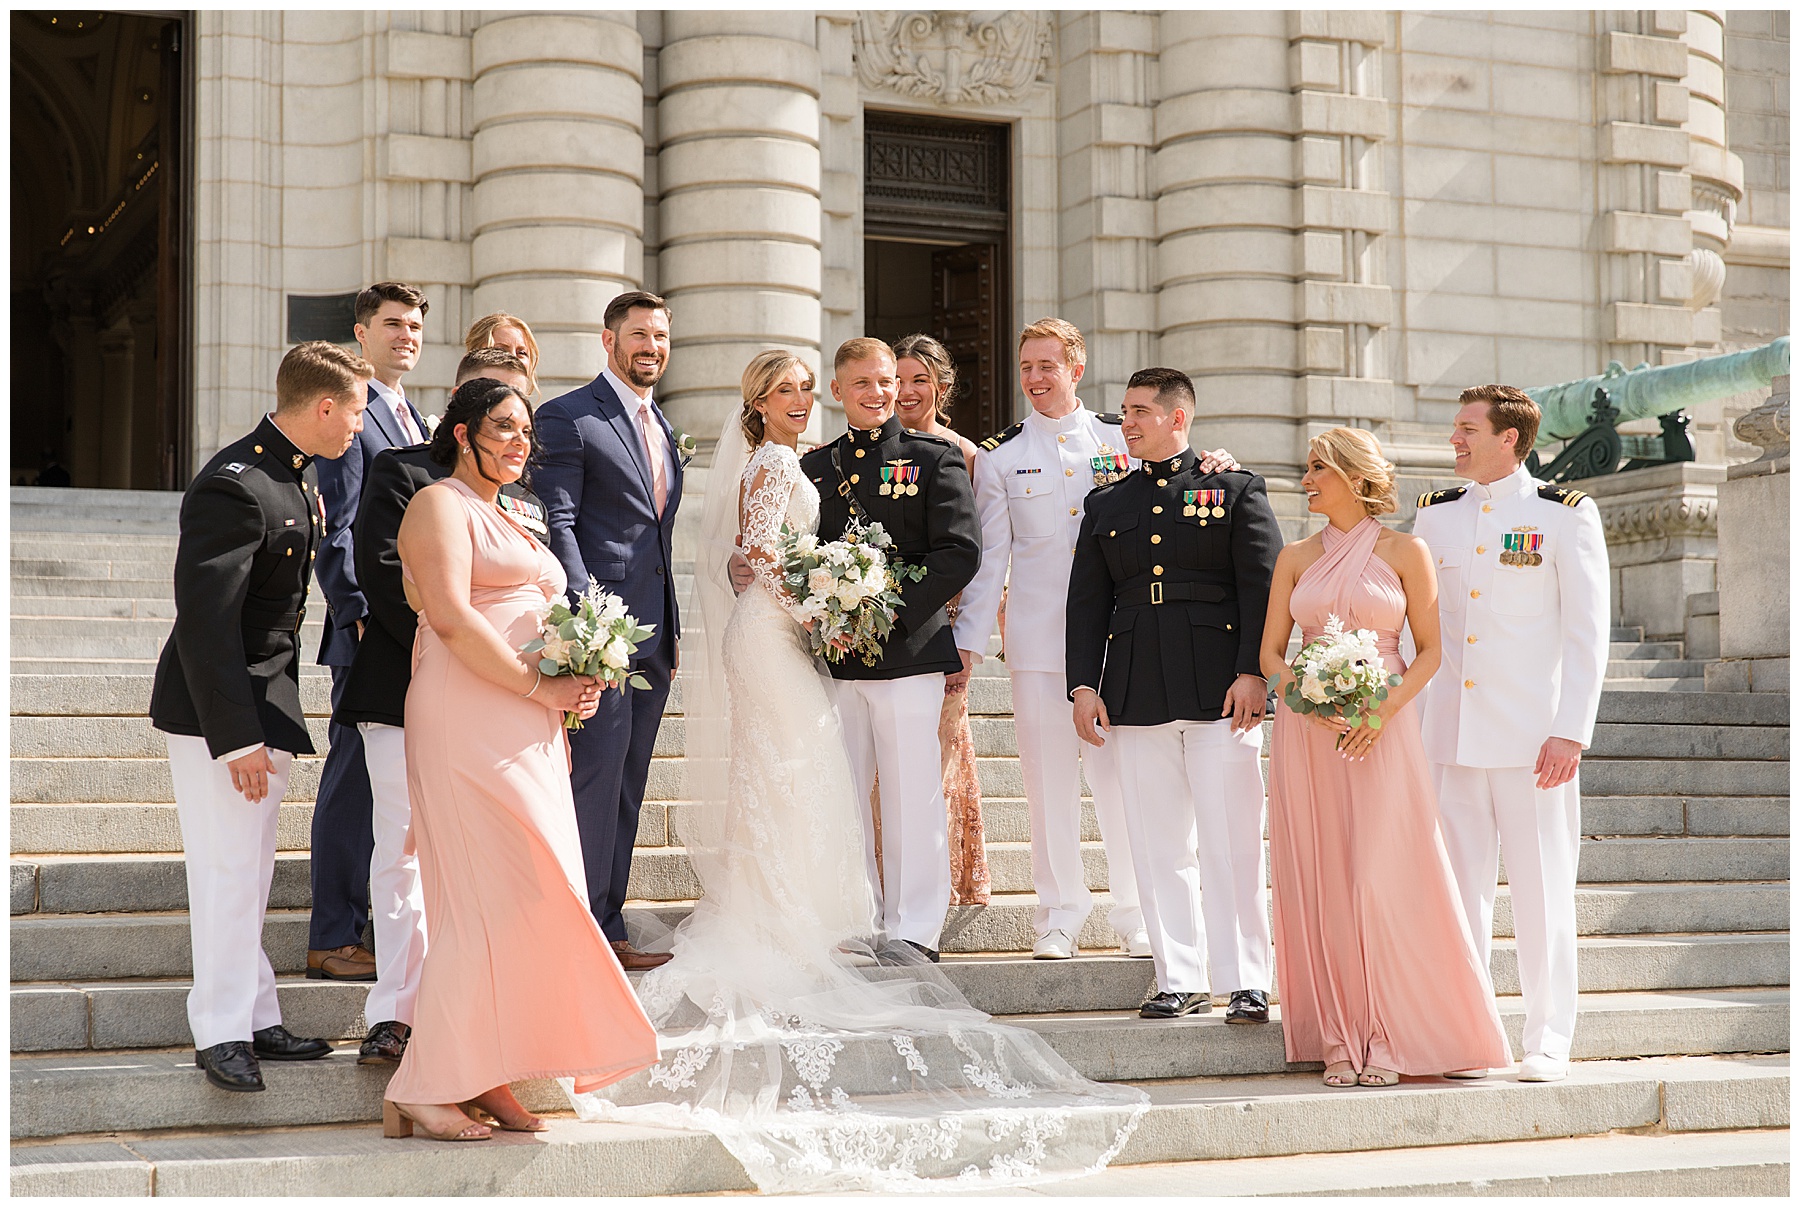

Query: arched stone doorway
left=12, top=11, right=191, bottom=490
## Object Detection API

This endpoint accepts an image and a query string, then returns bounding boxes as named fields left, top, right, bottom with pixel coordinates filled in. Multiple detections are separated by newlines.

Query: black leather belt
left=243, top=604, right=306, bottom=633
left=1116, top=582, right=1226, bottom=607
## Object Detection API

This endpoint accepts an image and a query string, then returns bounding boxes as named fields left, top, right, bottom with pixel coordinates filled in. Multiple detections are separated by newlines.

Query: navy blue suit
left=533, top=371, right=682, bottom=942
left=309, top=381, right=427, bottom=951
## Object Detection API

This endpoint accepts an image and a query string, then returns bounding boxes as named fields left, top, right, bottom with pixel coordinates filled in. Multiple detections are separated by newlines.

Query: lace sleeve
left=739, top=444, right=802, bottom=607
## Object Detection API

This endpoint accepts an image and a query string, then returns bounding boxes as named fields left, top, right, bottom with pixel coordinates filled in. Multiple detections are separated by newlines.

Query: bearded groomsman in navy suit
left=309, top=282, right=431, bottom=983
left=534, top=291, right=683, bottom=970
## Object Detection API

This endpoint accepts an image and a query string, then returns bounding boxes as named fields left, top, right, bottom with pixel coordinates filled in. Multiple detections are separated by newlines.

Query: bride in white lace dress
left=565, top=351, right=1145, bottom=1193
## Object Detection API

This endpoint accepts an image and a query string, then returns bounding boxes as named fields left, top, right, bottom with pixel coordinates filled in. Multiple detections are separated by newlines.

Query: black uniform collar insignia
left=1140, top=451, right=1188, bottom=476
left=848, top=415, right=903, bottom=445
left=256, top=416, right=314, bottom=478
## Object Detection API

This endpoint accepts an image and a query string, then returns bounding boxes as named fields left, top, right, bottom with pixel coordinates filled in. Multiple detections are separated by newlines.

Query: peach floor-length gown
left=384, top=477, right=658, bottom=1105
left=1268, top=516, right=1512, bottom=1076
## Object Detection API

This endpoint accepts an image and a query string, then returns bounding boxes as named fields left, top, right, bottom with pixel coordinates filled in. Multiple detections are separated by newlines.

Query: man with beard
left=534, top=291, right=682, bottom=970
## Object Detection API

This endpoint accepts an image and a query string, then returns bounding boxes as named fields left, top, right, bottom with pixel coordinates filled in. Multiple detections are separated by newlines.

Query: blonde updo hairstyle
left=1308, top=427, right=1399, bottom=516
left=465, top=312, right=541, bottom=397
left=739, top=350, right=816, bottom=446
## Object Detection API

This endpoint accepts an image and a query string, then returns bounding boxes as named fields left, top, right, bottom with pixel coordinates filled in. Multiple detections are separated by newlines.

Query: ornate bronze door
left=932, top=244, right=1003, bottom=442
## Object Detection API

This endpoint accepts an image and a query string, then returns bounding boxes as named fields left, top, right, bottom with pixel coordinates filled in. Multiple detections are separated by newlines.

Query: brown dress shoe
left=306, top=944, right=377, bottom=982
left=610, top=940, right=672, bottom=971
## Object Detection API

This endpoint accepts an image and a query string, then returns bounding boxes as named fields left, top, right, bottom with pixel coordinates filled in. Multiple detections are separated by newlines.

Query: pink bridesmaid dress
left=384, top=477, right=658, bottom=1106
left=1268, top=517, right=1512, bottom=1076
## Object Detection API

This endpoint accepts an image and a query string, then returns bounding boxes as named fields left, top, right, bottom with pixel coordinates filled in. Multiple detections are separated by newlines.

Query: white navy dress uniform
left=1413, top=463, right=1610, bottom=1070
left=953, top=406, right=1145, bottom=950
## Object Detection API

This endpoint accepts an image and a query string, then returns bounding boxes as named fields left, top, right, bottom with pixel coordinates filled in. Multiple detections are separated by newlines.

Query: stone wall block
left=1157, top=184, right=1297, bottom=236
left=1604, top=30, right=1691, bottom=78
left=1295, top=91, right=1388, bottom=141
left=1299, top=186, right=1391, bottom=233
left=1092, top=102, right=1156, bottom=147
left=385, top=237, right=473, bottom=285
left=658, top=136, right=822, bottom=193
left=1289, top=40, right=1342, bottom=91
left=1302, top=374, right=1395, bottom=419
left=472, top=119, right=643, bottom=181
left=473, top=278, right=635, bottom=326
left=1602, top=121, right=1693, bottom=167
left=1162, top=10, right=1289, bottom=49
left=1092, top=196, right=1157, bottom=240
left=1286, top=11, right=1387, bottom=46
left=659, top=188, right=821, bottom=246
left=1654, top=80, right=1691, bottom=124
left=1302, top=325, right=1348, bottom=372
left=667, top=289, right=820, bottom=344
left=473, top=64, right=645, bottom=129
left=1685, top=55, right=1726, bottom=107
left=387, top=31, right=472, bottom=80
left=1159, top=230, right=1297, bottom=281
left=1607, top=210, right=1694, bottom=257
left=1160, top=279, right=1296, bottom=327
left=658, top=241, right=822, bottom=294
left=471, top=15, right=642, bottom=78
left=472, top=173, right=644, bottom=235
left=1155, top=135, right=1293, bottom=191
left=1656, top=170, right=1694, bottom=213
left=662, top=11, right=814, bottom=44
left=383, top=134, right=474, bottom=184
left=1608, top=301, right=1696, bottom=345
left=1300, top=230, right=1345, bottom=278
left=657, top=35, right=821, bottom=96
left=658, top=86, right=821, bottom=146
left=471, top=226, right=634, bottom=282
left=1155, top=90, right=1294, bottom=144
left=1162, top=325, right=1299, bottom=374
left=1301, top=280, right=1392, bottom=326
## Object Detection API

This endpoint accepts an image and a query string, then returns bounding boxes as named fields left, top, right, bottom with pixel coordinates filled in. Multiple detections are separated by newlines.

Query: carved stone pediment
left=853, top=11, right=1051, bottom=106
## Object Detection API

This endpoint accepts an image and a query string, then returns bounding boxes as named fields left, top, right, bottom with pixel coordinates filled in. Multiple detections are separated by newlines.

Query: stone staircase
left=9, top=488, right=1790, bottom=1195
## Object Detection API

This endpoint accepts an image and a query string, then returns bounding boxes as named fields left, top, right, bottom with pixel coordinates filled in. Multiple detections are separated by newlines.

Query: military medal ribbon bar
left=1501, top=531, right=1544, bottom=566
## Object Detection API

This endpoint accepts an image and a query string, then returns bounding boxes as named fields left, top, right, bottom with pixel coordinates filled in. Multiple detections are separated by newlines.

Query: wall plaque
left=286, top=292, right=358, bottom=344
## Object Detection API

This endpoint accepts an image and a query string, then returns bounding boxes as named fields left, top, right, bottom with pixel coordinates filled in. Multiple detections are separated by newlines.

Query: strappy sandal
left=1323, top=1061, right=1358, bottom=1087
left=459, top=1094, right=548, bottom=1133
left=383, top=1100, right=492, bottom=1141
left=1357, top=1066, right=1400, bottom=1087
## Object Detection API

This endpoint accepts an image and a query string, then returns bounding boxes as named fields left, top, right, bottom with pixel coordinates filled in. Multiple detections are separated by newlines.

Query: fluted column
left=471, top=12, right=644, bottom=398
left=655, top=12, right=822, bottom=441
left=1154, top=11, right=1298, bottom=469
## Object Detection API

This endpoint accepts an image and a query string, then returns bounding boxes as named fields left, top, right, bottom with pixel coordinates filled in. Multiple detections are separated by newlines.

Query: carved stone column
left=471, top=12, right=643, bottom=399
left=1708, top=374, right=1789, bottom=692
left=656, top=12, right=823, bottom=441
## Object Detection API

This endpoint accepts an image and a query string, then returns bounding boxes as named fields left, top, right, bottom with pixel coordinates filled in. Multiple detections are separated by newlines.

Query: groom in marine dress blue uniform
left=533, top=291, right=683, bottom=970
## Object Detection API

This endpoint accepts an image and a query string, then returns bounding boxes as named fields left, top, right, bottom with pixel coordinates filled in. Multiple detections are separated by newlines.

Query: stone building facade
left=20, top=11, right=1788, bottom=514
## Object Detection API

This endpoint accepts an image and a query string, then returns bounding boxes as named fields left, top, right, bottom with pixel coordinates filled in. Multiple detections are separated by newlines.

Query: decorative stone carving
left=1599, top=492, right=1719, bottom=543
left=1683, top=247, right=1727, bottom=311
left=1732, top=375, right=1790, bottom=466
left=853, top=11, right=1050, bottom=106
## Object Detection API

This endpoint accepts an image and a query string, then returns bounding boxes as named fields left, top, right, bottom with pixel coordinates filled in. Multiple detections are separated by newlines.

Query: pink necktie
left=394, top=398, right=422, bottom=445
left=637, top=400, right=668, bottom=516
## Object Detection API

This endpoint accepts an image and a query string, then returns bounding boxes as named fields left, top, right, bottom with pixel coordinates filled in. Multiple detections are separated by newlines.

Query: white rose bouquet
left=775, top=517, right=925, bottom=666
left=1282, top=613, right=1403, bottom=744
left=522, top=577, right=655, bottom=728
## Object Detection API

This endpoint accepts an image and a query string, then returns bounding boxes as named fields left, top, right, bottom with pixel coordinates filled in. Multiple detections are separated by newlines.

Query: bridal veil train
left=562, top=408, right=1146, bottom=1193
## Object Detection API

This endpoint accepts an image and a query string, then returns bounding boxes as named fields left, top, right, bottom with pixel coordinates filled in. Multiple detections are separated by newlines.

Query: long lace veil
left=565, top=409, right=1147, bottom=1193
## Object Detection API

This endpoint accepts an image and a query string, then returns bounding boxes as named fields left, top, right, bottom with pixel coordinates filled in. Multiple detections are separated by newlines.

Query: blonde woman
left=465, top=313, right=540, bottom=397
left=862, top=332, right=990, bottom=906
left=1259, top=427, right=1511, bottom=1089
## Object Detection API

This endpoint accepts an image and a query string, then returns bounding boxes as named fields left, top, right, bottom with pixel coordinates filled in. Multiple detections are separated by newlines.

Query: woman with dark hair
left=881, top=333, right=989, bottom=905
left=384, top=379, right=657, bottom=1141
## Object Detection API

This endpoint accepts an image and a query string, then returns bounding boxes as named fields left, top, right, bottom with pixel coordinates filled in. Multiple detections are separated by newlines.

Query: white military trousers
left=1112, top=718, right=1272, bottom=996
left=168, top=734, right=289, bottom=1050
left=1010, top=669, right=1143, bottom=941
left=832, top=674, right=953, bottom=949
left=1434, top=762, right=1581, bottom=1062
left=358, top=723, right=427, bottom=1028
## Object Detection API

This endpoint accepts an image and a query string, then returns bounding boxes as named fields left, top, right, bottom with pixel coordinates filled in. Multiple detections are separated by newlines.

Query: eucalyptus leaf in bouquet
left=776, top=517, right=925, bottom=666
left=1283, top=613, right=1404, bottom=740
left=522, top=577, right=655, bottom=728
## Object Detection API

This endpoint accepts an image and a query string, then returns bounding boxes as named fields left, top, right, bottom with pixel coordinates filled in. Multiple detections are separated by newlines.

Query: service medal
left=1182, top=490, right=1199, bottom=517
left=1091, top=445, right=1129, bottom=486
left=1502, top=529, right=1543, bottom=567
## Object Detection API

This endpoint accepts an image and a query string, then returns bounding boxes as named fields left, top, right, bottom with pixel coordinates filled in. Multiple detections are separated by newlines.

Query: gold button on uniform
left=1065, top=468, right=1074, bottom=476
left=1482, top=504, right=1493, bottom=513
left=285, top=548, right=293, bottom=557
left=850, top=474, right=859, bottom=484
left=1069, top=507, right=1078, bottom=516
left=1467, top=635, right=1478, bottom=644
left=855, top=449, right=865, bottom=458
left=1057, top=434, right=1067, bottom=443
left=1464, top=679, right=1475, bottom=689
left=1470, top=590, right=1480, bottom=599
left=1153, top=564, right=1164, bottom=575
left=1152, top=505, right=1163, bottom=514
left=1476, top=545, right=1486, bottom=554
left=1109, top=530, right=1117, bottom=537
left=1150, top=534, right=1162, bottom=544
left=253, top=445, right=263, bottom=453
left=1157, top=478, right=1168, bottom=487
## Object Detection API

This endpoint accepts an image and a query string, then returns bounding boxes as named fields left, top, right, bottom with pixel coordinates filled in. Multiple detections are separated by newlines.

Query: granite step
left=7, top=1051, right=1787, bottom=1170
left=11, top=892, right=1788, bottom=985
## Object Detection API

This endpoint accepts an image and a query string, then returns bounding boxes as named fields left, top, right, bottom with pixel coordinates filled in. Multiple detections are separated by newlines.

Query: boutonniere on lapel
left=880, top=459, right=920, bottom=497
left=423, top=413, right=440, bottom=438
left=670, top=427, right=698, bottom=468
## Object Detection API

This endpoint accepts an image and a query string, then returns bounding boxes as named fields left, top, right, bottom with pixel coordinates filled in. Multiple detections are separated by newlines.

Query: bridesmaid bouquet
left=1283, top=613, right=1403, bottom=743
left=776, top=518, right=926, bottom=666
left=524, top=577, right=655, bottom=728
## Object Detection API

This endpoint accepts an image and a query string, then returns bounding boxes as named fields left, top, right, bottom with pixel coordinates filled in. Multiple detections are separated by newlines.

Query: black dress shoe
left=195, top=1041, right=265, bottom=1092
left=1140, top=991, right=1212, bottom=1019
left=252, top=1024, right=332, bottom=1061
left=904, top=940, right=940, bottom=964
left=1226, top=989, right=1270, bottom=1024
left=358, top=1020, right=411, bottom=1065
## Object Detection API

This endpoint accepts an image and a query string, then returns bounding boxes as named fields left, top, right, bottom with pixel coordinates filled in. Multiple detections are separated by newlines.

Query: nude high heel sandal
left=383, top=1099, right=492, bottom=1141
left=459, top=1098, right=548, bottom=1133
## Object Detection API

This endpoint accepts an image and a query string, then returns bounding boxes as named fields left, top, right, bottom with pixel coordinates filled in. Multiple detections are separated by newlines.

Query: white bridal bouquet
left=1283, top=613, right=1404, bottom=743
left=776, top=517, right=926, bottom=666
left=523, top=577, right=654, bottom=728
